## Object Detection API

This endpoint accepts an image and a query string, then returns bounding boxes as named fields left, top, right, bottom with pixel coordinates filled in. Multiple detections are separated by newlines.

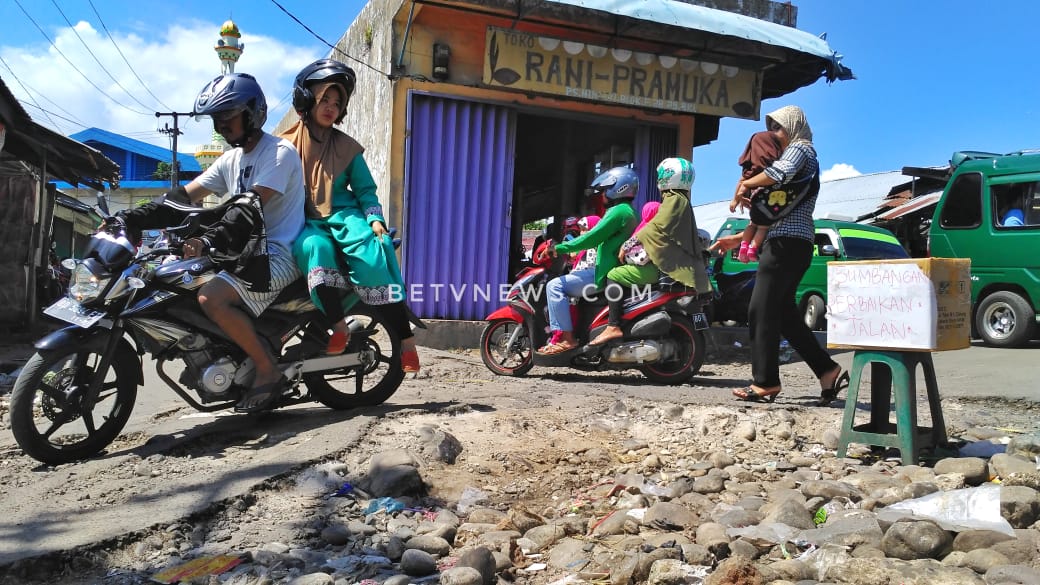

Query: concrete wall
left=272, top=0, right=401, bottom=221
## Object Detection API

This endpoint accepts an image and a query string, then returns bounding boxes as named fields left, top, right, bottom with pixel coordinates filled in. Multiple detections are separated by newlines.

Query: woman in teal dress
left=280, top=59, right=419, bottom=372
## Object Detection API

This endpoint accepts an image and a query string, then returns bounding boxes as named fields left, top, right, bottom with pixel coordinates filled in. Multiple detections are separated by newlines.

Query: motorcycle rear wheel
left=10, top=347, right=139, bottom=465
left=301, top=306, right=405, bottom=409
left=640, top=314, right=706, bottom=384
left=480, top=319, right=534, bottom=376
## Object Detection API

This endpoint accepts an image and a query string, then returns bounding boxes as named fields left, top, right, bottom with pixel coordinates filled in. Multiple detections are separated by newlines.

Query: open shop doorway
left=509, top=112, right=636, bottom=277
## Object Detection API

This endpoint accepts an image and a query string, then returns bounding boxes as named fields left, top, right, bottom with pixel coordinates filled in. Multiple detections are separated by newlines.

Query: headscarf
left=739, top=131, right=782, bottom=179
left=277, top=83, right=363, bottom=218
left=765, top=105, right=814, bottom=149
left=571, top=215, right=602, bottom=269
left=636, top=189, right=711, bottom=293
left=634, top=202, right=660, bottom=234
left=579, top=215, right=600, bottom=231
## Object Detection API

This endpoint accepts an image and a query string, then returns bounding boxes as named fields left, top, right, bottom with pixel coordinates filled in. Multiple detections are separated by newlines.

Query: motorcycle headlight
left=69, top=261, right=110, bottom=303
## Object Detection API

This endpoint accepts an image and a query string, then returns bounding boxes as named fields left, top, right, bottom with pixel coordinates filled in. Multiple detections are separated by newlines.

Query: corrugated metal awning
left=876, top=193, right=942, bottom=221
left=536, top=0, right=854, bottom=97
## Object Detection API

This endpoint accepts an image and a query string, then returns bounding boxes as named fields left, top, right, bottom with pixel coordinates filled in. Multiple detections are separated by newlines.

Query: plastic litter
left=958, top=440, right=1007, bottom=458
left=332, top=482, right=355, bottom=497
left=363, top=497, right=405, bottom=514
left=878, top=483, right=1015, bottom=536
left=456, top=486, right=489, bottom=514
left=778, top=339, right=794, bottom=363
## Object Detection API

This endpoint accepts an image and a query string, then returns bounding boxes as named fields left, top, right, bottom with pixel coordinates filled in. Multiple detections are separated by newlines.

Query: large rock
left=984, top=564, right=1040, bottom=584
left=1006, top=433, right=1040, bottom=460
left=990, top=453, right=1038, bottom=479
left=880, top=519, right=952, bottom=560
left=1001, top=485, right=1040, bottom=528
left=704, top=557, right=760, bottom=585
left=456, top=546, right=497, bottom=585
left=951, top=529, right=1015, bottom=552
left=643, top=502, right=699, bottom=530
left=760, top=498, right=815, bottom=530
left=933, top=457, right=989, bottom=486
left=417, top=425, right=464, bottom=464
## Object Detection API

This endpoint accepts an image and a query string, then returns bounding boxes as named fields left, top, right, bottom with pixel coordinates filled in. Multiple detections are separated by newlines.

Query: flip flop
left=537, top=342, right=577, bottom=356
left=733, top=385, right=781, bottom=403
left=817, top=369, right=850, bottom=406
left=235, top=375, right=288, bottom=413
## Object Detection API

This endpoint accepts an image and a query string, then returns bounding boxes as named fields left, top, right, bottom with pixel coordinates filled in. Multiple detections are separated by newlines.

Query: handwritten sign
left=827, top=258, right=971, bottom=351
left=827, top=262, right=936, bottom=349
left=482, top=27, right=761, bottom=119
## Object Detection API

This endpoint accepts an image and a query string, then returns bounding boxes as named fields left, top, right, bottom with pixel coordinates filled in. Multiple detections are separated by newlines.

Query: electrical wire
left=11, top=0, right=150, bottom=116
left=0, top=54, right=65, bottom=130
left=86, top=0, right=171, bottom=111
left=0, top=53, right=89, bottom=127
left=49, top=0, right=157, bottom=112
left=268, top=0, right=392, bottom=79
left=18, top=100, right=89, bottom=130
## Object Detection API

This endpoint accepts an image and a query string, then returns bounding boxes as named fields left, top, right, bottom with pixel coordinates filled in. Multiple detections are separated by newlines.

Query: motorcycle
left=10, top=195, right=414, bottom=466
left=479, top=249, right=710, bottom=384
left=707, top=253, right=756, bottom=327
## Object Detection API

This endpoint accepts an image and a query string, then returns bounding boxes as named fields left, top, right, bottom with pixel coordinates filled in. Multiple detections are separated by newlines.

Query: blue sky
left=2, top=1, right=1038, bottom=204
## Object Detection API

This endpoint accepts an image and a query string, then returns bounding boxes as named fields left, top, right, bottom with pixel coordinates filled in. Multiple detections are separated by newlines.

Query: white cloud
left=1, top=19, right=320, bottom=157
left=820, top=163, right=862, bottom=182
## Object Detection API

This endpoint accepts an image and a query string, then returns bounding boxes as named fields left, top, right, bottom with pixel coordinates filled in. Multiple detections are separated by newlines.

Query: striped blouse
left=762, top=142, right=819, bottom=243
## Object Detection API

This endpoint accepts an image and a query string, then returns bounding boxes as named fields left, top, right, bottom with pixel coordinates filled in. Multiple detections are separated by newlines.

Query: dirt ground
left=1, top=334, right=1038, bottom=584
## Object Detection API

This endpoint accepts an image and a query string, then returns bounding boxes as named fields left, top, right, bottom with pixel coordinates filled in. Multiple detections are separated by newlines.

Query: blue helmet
left=589, top=166, right=639, bottom=202
left=193, top=73, right=268, bottom=141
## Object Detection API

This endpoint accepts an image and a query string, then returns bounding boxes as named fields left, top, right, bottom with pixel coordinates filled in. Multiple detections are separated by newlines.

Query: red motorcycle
left=479, top=252, right=710, bottom=384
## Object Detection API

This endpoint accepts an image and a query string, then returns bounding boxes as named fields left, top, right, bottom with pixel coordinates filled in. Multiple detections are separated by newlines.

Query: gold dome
left=220, top=20, right=241, bottom=38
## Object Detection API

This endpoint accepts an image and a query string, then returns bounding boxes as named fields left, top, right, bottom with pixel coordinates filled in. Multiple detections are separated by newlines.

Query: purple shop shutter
left=634, top=125, right=679, bottom=210
left=404, top=93, right=516, bottom=320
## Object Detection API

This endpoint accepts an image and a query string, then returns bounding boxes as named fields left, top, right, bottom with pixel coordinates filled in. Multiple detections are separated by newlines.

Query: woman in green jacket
left=537, top=166, right=638, bottom=355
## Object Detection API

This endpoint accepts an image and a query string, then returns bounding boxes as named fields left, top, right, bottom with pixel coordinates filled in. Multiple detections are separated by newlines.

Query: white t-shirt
left=196, top=132, right=305, bottom=256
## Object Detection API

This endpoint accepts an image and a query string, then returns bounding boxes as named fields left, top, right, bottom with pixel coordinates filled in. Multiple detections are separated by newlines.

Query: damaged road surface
left=0, top=344, right=1039, bottom=584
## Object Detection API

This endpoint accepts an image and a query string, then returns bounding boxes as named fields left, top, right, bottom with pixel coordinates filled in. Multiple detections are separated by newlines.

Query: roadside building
left=276, top=0, right=853, bottom=320
left=0, top=77, right=119, bottom=327
left=59, top=127, right=202, bottom=214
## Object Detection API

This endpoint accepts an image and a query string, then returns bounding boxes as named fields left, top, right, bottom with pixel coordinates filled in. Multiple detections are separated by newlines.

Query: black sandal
left=817, top=369, right=850, bottom=406
left=733, top=385, right=781, bottom=403
left=235, top=375, right=288, bottom=413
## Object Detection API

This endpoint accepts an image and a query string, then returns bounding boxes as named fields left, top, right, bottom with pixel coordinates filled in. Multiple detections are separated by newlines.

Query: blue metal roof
left=69, top=128, right=201, bottom=172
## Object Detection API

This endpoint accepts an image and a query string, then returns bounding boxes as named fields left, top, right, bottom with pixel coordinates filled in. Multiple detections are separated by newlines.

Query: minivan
left=928, top=150, right=1040, bottom=347
left=711, top=218, right=909, bottom=330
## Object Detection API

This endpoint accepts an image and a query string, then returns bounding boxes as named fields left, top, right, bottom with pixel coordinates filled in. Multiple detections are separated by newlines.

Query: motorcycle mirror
left=96, top=192, right=111, bottom=217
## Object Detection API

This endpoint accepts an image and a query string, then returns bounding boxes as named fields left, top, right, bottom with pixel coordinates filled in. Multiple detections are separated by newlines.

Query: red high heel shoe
left=401, top=349, right=420, bottom=373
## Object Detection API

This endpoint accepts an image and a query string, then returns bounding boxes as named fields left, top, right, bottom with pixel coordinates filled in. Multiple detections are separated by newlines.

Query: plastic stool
left=836, top=350, right=948, bottom=465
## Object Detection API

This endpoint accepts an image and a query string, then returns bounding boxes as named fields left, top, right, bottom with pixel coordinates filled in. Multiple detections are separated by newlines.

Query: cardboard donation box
left=827, top=258, right=971, bottom=351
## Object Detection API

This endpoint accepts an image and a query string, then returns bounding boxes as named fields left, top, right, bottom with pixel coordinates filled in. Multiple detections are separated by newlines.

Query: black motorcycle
left=10, top=197, right=411, bottom=465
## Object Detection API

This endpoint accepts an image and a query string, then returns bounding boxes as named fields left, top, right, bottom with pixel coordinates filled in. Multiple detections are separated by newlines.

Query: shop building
left=277, top=0, right=853, bottom=320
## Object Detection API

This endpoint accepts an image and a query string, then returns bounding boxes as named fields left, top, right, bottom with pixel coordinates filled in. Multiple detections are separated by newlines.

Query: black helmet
left=589, top=166, right=639, bottom=202
left=292, top=59, right=356, bottom=123
left=193, top=73, right=268, bottom=146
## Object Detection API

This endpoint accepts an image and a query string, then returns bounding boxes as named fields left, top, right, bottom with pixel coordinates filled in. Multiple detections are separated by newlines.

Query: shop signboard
left=482, top=26, right=761, bottom=119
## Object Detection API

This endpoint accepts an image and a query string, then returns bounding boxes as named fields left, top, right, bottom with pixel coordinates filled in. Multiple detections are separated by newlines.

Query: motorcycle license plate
left=44, top=297, right=106, bottom=328
left=691, top=312, right=709, bottom=331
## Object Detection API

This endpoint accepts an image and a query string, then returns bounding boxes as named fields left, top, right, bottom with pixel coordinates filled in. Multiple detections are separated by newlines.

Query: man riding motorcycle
left=113, top=72, right=307, bottom=413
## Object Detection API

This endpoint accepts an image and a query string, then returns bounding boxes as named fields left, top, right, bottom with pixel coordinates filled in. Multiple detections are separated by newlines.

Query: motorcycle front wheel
left=10, top=347, right=139, bottom=465
left=300, top=305, right=405, bottom=409
left=640, top=314, right=706, bottom=385
left=480, top=319, right=534, bottom=376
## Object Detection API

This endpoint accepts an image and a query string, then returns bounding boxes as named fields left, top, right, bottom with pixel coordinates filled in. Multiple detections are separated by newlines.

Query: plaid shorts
left=215, top=248, right=301, bottom=317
